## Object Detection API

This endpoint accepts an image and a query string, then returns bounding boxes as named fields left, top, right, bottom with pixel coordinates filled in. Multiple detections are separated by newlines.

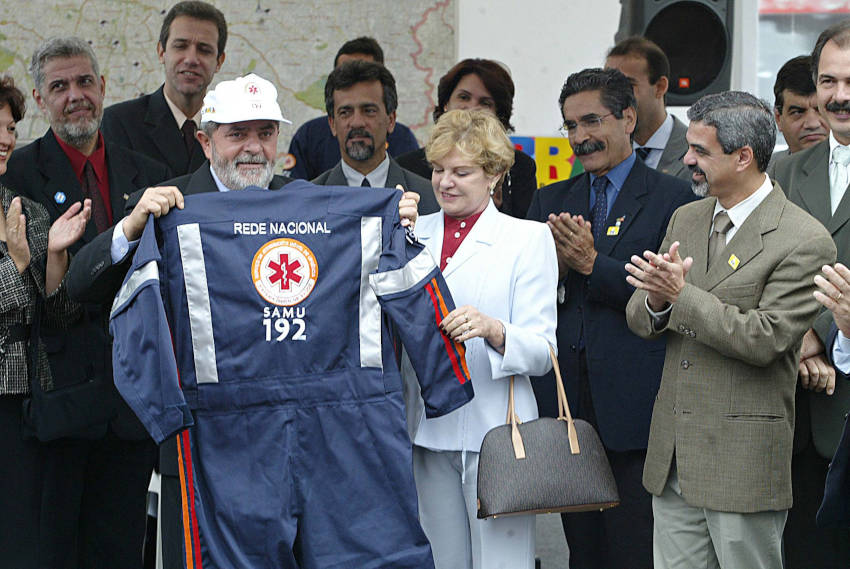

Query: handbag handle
left=550, top=345, right=580, bottom=455
left=503, top=346, right=580, bottom=459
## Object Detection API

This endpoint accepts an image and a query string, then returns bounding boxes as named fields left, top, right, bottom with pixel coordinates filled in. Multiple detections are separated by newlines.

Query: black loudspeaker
left=616, top=0, right=734, bottom=106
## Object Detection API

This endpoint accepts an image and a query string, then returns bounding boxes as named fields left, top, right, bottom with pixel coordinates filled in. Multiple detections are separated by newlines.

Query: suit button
left=690, top=331, right=696, bottom=338
left=570, top=345, right=577, bottom=352
left=678, top=325, right=685, bottom=332
left=681, top=360, right=691, bottom=369
left=845, top=412, right=849, bottom=420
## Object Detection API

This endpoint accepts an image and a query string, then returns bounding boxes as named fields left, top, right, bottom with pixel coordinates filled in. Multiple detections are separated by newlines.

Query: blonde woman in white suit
left=408, top=109, right=558, bottom=569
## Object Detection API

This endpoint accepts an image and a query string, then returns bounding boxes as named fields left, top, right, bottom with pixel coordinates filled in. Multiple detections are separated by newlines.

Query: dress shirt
left=163, top=90, right=201, bottom=130
left=829, top=132, right=850, bottom=215
left=440, top=210, right=484, bottom=270
left=633, top=113, right=674, bottom=170
left=340, top=155, right=390, bottom=188
left=833, top=332, right=850, bottom=374
left=54, top=131, right=112, bottom=221
left=646, top=173, right=774, bottom=323
left=589, top=151, right=635, bottom=215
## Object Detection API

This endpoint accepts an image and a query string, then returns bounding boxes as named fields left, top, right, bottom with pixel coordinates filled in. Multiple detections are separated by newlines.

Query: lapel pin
left=728, top=254, right=740, bottom=270
left=606, top=226, right=619, bottom=236
left=53, top=191, right=66, bottom=204
left=123, top=193, right=129, bottom=201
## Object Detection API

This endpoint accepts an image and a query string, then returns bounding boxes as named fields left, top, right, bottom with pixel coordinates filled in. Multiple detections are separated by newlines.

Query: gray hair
left=687, top=91, right=775, bottom=173
left=29, top=37, right=100, bottom=93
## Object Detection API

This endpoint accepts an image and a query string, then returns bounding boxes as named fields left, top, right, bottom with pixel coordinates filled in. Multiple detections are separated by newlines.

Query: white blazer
left=409, top=201, right=558, bottom=452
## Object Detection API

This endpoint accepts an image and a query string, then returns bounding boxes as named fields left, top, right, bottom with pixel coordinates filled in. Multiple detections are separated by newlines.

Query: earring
left=489, top=183, right=496, bottom=196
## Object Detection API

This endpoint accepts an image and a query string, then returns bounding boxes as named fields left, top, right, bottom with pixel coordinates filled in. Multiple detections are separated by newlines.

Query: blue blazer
left=526, top=156, right=696, bottom=451
left=819, top=323, right=850, bottom=527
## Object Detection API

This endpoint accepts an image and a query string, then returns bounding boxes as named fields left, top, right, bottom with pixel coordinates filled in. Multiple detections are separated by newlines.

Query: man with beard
left=0, top=37, right=169, bottom=568
left=768, top=20, right=850, bottom=568
left=102, top=1, right=226, bottom=176
left=626, top=90, right=835, bottom=569
left=526, top=67, right=695, bottom=569
left=68, top=73, right=295, bottom=310
left=313, top=60, right=439, bottom=214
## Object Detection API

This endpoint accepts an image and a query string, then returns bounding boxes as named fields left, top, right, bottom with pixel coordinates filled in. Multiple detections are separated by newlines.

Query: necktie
left=635, top=146, right=651, bottom=162
left=590, top=175, right=608, bottom=242
left=830, top=145, right=850, bottom=214
left=707, top=211, right=733, bottom=270
left=360, top=177, right=371, bottom=187
left=81, top=161, right=109, bottom=233
left=182, top=119, right=197, bottom=157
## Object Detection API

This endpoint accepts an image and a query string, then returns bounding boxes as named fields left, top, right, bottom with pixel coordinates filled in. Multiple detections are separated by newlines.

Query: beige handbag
left=476, top=347, right=620, bottom=518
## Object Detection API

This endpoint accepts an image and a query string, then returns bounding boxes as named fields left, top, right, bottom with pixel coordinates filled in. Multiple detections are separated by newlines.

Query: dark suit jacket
left=527, top=157, right=696, bottom=451
left=0, top=129, right=171, bottom=439
left=102, top=85, right=206, bottom=177
left=770, top=139, right=850, bottom=459
left=312, top=158, right=440, bottom=215
left=67, top=162, right=292, bottom=472
left=656, top=115, right=690, bottom=181
left=396, top=147, right=538, bottom=219
left=819, top=324, right=850, bottom=527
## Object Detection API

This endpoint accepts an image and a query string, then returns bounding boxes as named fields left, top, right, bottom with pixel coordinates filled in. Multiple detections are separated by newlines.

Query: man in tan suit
left=768, top=19, right=850, bottom=567
left=625, top=91, right=835, bottom=569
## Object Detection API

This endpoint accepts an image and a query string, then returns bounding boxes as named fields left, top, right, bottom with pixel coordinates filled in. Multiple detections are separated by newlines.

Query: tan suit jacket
left=770, top=139, right=850, bottom=459
left=626, top=184, right=836, bottom=512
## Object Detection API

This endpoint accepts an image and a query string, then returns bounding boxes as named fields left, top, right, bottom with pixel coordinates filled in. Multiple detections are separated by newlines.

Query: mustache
left=346, top=128, right=373, bottom=142
left=234, top=152, right=268, bottom=165
left=688, top=164, right=706, bottom=177
left=572, top=139, right=605, bottom=156
left=826, top=101, right=850, bottom=113
left=64, top=102, right=94, bottom=115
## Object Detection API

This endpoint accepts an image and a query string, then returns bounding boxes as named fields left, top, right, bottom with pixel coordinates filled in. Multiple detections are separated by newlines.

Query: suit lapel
left=325, top=163, right=348, bottom=186
left=386, top=159, right=405, bottom=189
left=146, top=87, right=190, bottom=174
left=37, top=130, right=87, bottom=229
left=657, top=116, right=688, bottom=175
left=105, top=143, right=142, bottom=225
left=703, top=186, right=783, bottom=291
left=681, top=198, right=715, bottom=286
left=794, top=142, right=830, bottom=222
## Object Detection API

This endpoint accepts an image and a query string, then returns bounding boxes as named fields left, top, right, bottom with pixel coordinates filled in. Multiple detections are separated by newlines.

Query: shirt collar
left=53, top=129, right=107, bottom=184
left=712, top=173, right=773, bottom=228
left=340, top=154, right=390, bottom=188
left=634, top=113, right=674, bottom=151
left=830, top=131, right=849, bottom=161
left=209, top=164, right=270, bottom=192
left=163, top=88, right=200, bottom=129
left=589, top=151, right=636, bottom=193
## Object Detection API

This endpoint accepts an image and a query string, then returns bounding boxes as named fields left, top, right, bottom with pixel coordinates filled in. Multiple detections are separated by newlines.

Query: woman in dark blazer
left=0, top=76, right=90, bottom=568
left=396, top=58, right=538, bottom=218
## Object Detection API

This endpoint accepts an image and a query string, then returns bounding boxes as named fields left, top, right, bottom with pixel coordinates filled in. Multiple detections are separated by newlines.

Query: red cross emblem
left=268, top=254, right=302, bottom=290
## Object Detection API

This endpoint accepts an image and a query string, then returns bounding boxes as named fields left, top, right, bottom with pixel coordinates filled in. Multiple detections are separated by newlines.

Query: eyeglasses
left=559, top=113, right=614, bottom=137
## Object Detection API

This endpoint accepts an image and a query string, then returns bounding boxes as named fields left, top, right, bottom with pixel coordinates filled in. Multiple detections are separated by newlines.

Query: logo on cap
left=247, top=83, right=260, bottom=95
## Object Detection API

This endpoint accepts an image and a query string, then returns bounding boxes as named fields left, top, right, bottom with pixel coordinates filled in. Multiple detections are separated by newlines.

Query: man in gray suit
left=626, top=91, right=835, bottom=569
left=313, top=60, right=439, bottom=215
left=768, top=20, right=850, bottom=568
left=605, top=37, right=689, bottom=181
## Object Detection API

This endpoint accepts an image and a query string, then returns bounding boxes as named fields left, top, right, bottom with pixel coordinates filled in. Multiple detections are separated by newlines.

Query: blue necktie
left=591, top=176, right=608, bottom=242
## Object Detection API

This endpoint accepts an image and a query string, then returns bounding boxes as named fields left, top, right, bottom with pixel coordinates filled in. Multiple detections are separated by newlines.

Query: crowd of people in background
left=1, top=1, right=850, bottom=568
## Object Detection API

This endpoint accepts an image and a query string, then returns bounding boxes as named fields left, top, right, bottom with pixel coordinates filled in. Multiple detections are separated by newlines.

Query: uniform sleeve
left=369, top=218, right=474, bottom=419
left=109, top=216, right=193, bottom=443
left=286, top=123, right=313, bottom=180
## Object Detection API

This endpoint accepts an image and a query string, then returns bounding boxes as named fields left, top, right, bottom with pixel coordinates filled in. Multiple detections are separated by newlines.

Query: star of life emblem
left=246, top=83, right=259, bottom=95
left=251, top=238, right=318, bottom=306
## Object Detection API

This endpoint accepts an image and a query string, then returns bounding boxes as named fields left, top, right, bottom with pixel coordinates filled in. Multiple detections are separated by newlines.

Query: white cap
left=200, top=73, right=291, bottom=125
